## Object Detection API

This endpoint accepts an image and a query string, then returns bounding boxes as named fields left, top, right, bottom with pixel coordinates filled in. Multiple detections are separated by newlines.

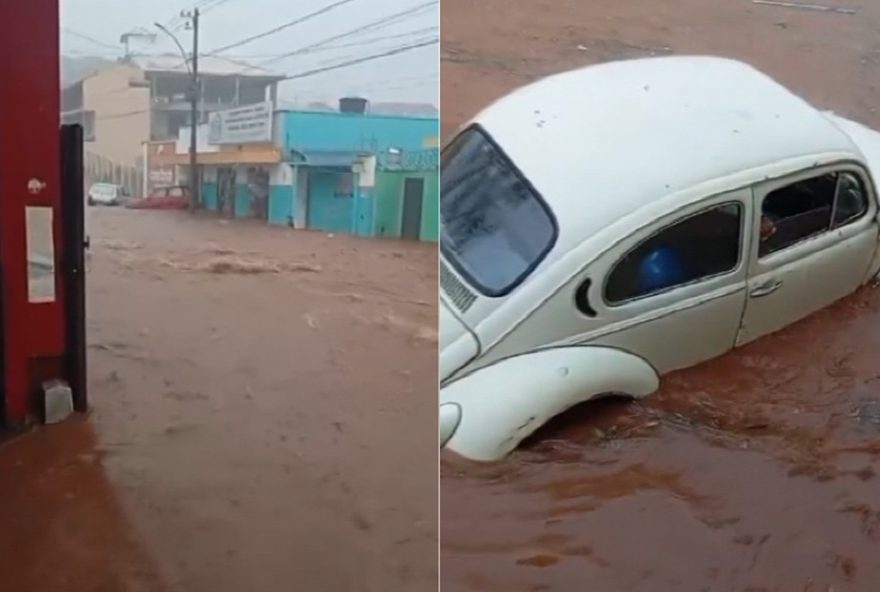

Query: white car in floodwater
left=87, top=182, right=128, bottom=206
left=439, top=56, right=880, bottom=462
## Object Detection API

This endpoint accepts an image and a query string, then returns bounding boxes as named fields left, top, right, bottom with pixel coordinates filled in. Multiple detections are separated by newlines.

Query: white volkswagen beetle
left=439, top=56, right=880, bottom=461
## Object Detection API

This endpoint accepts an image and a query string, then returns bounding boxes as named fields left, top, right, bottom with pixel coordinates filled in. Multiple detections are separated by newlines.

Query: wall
left=268, top=164, right=295, bottom=225
left=373, top=170, right=439, bottom=241
left=295, top=166, right=308, bottom=229
left=176, top=123, right=220, bottom=154
left=83, top=64, right=151, bottom=165
left=279, top=110, right=438, bottom=156
left=0, top=0, right=66, bottom=423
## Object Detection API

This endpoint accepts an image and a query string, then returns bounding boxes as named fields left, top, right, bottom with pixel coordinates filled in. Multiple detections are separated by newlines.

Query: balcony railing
left=152, top=96, right=240, bottom=111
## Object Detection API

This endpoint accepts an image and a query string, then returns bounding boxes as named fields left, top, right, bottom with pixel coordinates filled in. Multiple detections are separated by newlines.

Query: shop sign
left=207, top=101, right=273, bottom=145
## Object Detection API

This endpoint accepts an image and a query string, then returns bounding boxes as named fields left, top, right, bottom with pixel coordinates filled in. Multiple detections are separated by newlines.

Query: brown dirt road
left=441, top=1, right=880, bottom=591
left=1, top=208, right=438, bottom=592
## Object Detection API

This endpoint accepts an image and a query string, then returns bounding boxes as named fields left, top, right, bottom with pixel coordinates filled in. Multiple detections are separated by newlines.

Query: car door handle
left=751, top=279, right=783, bottom=298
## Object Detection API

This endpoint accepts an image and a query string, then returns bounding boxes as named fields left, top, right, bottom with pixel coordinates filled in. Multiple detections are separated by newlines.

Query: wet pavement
left=2, top=207, right=438, bottom=592
left=441, top=0, right=880, bottom=590
left=0, top=419, right=164, bottom=591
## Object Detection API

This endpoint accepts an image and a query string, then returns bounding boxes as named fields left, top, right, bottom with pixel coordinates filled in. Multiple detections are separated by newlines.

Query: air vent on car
left=440, top=260, right=476, bottom=313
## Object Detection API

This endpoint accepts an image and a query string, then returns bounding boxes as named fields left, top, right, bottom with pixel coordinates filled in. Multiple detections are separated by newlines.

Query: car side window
left=605, top=202, right=743, bottom=305
left=832, top=172, right=868, bottom=228
left=759, top=171, right=868, bottom=257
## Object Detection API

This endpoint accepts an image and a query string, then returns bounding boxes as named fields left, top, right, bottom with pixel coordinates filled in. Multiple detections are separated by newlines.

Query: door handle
left=750, top=279, right=783, bottom=298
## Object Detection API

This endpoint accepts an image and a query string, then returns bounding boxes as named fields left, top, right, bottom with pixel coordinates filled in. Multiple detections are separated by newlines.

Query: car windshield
left=440, top=126, right=557, bottom=297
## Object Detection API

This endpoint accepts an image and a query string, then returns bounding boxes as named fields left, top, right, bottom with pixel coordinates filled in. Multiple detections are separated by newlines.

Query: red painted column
left=0, top=0, right=63, bottom=424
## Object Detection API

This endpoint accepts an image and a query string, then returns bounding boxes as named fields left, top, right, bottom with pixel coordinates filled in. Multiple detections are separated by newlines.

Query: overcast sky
left=60, top=0, right=439, bottom=106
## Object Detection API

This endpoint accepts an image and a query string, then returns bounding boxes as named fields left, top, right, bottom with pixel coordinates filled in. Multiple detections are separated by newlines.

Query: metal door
left=60, top=124, right=87, bottom=412
left=401, top=177, right=424, bottom=240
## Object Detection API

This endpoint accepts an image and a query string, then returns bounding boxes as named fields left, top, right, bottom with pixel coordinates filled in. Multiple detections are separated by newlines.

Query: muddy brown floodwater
left=2, top=207, right=438, bottom=592
left=441, top=0, right=880, bottom=590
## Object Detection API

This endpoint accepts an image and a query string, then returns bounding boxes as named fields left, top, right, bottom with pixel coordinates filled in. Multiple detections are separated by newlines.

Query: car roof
left=473, top=56, right=862, bottom=251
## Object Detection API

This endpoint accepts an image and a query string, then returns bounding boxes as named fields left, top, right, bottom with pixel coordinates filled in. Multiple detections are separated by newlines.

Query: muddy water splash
left=442, top=288, right=880, bottom=591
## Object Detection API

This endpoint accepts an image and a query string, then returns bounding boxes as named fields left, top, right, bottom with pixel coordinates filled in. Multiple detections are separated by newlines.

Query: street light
left=153, top=23, right=191, bottom=74
left=154, top=12, right=200, bottom=210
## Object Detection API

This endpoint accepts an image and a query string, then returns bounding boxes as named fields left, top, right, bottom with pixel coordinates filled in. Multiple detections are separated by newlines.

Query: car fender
left=440, top=345, right=660, bottom=462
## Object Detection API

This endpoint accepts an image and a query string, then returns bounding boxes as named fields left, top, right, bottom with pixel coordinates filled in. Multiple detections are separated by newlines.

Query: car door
left=737, top=164, right=878, bottom=346
left=582, top=189, right=752, bottom=374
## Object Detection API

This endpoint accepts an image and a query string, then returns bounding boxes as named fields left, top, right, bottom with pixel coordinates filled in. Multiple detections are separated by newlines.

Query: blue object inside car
left=639, top=246, right=686, bottom=293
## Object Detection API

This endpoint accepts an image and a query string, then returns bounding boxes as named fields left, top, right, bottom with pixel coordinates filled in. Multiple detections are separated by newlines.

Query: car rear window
left=440, top=126, right=557, bottom=297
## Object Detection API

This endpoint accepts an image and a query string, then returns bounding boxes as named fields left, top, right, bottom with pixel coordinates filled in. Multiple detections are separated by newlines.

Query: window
left=832, top=172, right=868, bottom=228
left=759, top=171, right=868, bottom=257
left=440, top=126, right=557, bottom=297
left=605, top=203, right=742, bottom=304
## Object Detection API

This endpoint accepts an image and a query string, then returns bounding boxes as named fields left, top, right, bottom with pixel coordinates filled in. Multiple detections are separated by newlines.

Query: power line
left=337, top=74, right=438, bottom=96
left=63, top=49, right=121, bottom=58
left=247, top=2, right=438, bottom=71
left=207, top=0, right=361, bottom=55
left=349, top=73, right=438, bottom=90
left=213, top=26, right=438, bottom=59
left=146, top=2, right=204, bottom=49
left=62, top=28, right=121, bottom=52
left=276, top=25, right=439, bottom=57
left=200, top=0, right=237, bottom=14
left=280, top=37, right=437, bottom=81
left=282, top=73, right=437, bottom=105
left=306, top=33, right=436, bottom=68
left=90, top=38, right=437, bottom=121
left=164, top=1, right=435, bottom=75
left=113, top=25, right=432, bottom=72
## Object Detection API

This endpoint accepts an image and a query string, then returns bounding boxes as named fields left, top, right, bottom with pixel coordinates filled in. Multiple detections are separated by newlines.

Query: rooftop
left=370, top=102, right=439, bottom=117
left=131, top=54, right=285, bottom=79
left=278, top=108, right=438, bottom=121
left=473, top=55, right=861, bottom=251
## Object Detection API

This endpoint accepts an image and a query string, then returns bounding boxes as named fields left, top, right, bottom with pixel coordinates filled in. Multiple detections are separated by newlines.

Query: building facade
left=150, top=100, right=440, bottom=241
left=61, top=55, right=283, bottom=169
left=266, top=108, right=438, bottom=237
left=373, top=149, right=439, bottom=242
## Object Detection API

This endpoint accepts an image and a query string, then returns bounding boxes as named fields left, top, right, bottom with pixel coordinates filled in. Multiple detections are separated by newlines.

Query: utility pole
left=155, top=9, right=200, bottom=210
left=188, top=8, right=200, bottom=210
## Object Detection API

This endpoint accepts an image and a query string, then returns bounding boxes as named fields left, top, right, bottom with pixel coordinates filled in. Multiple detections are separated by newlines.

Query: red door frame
left=0, top=0, right=66, bottom=425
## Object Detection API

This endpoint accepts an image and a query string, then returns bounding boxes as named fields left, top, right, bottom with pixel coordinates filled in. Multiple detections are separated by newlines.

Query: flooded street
left=2, top=207, right=437, bottom=592
left=443, top=288, right=880, bottom=590
left=441, top=0, right=880, bottom=590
